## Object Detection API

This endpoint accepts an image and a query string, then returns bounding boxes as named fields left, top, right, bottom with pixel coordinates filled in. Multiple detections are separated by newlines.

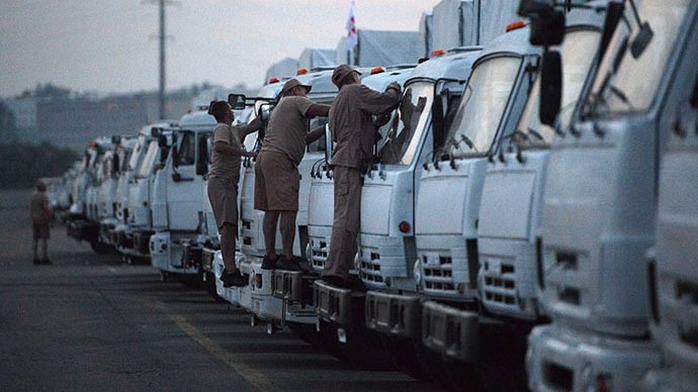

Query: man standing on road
left=321, top=64, right=401, bottom=288
left=208, top=101, right=263, bottom=287
left=30, top=181, right=52, bottom=265
left=254, top=78, right=331, bottom=271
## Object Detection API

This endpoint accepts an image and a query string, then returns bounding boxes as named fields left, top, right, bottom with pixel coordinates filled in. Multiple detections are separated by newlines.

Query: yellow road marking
left=163, top=308, right=274, bottom=392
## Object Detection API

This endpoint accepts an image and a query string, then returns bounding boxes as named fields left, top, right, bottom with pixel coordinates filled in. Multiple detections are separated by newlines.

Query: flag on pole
left=345, top=0, right=358, bottom=53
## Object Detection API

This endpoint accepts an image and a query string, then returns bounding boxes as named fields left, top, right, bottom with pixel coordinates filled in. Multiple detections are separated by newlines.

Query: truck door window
left=447, top=55, right=521, bottom=157
left=586, top=0, right=690, bottom=116
left=176, top=131, right=195, bottom=166
left=137, top=141, right=159, bottom=178
left=519, top=29, right=602, bottom=147
left=378, top=81, right=434, bottom=165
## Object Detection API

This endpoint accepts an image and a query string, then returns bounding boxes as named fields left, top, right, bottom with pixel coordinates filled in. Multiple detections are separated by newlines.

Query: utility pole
left=147, top=0, right=178, bottom=120
left=158, top=0, right=165, bottom=120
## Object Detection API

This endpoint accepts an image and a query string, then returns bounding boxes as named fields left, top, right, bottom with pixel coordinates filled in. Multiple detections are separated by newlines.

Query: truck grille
left=309, top=238, right=328, bottom=270
left=360, top=251, right=384, bottom=285
left=482, top=265, right=517, bottom=306
left=422, top=255, right=457, bottom=294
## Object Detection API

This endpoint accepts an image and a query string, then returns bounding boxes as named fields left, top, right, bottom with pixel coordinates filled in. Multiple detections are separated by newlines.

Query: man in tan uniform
left=321, top=64, right=402, bottom=288
left=208, top=101, right=263, bottom=287
left=30, top=181, right=51, bottom=265
left=254, top=78, right=330, bottom=271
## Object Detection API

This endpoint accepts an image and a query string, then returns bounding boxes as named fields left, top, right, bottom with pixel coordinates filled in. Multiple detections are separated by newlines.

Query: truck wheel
left=380, top=336, right=433, bottom=381
left=90, top=239, right=113, bottom=254
left=413, top=343, right=484, bottom=392
left=336, top=327, right=395, bottom=371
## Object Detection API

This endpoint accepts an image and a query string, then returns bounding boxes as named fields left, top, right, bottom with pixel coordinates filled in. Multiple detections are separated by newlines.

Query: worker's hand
left=374, top=113, right=391, bottom=127
left=386, top=82, right=401, bottom=95
left=244, top=150, right=256, bottom=158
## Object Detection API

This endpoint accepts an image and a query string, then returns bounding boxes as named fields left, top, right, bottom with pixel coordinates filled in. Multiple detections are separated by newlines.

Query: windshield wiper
left=609, top=85, right=634, bottom=109
left=527, top=128, right=545, bottom=141
left=459, top=134, right=478, bottom=152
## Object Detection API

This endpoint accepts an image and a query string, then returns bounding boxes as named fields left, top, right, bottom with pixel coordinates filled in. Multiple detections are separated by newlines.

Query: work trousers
left=322, top=165, right=362, bottom=281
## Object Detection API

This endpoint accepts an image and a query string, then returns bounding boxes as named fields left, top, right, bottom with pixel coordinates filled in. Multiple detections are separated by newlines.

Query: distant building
left=6, top=91, right=196, bottom=152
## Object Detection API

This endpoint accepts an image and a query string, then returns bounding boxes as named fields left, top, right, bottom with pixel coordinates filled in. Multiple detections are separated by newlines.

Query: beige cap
left=332, top=64, right=361, bottom=87
left=281, top=78, right=312, bottom=96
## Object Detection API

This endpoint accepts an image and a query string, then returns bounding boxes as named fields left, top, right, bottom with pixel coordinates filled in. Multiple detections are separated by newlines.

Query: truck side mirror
left=196, top=136, right=208, bottom=176
left=228, top=94, right=247, bottom=110
left=630, top=23, right=654, bottom=59
left=529, top=9, right=565, bottom=46
left=539, top=50, right=562, bottom=127
left=207, top=100, right=216, bottom=115
left=112, top=154, right=120, bottom=176
left=517, top=0, right=554, bottom=17
left=431, top=95, right=445, bottom=159
left=324, top=124, right=333, bottom=166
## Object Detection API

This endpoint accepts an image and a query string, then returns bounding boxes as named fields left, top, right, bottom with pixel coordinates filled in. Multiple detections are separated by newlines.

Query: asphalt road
left=0, top=189, right=438, bottom=392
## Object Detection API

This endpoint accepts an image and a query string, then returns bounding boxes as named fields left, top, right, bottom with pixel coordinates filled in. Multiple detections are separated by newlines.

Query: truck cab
left=149, top=110, right=216, bottom=278
left=526, top=0, right=697, bottom=390
left=123, top=125, right=175, bottom=260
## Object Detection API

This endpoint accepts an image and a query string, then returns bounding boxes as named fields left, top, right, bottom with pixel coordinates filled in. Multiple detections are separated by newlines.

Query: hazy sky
left=0, top=0, right=442, bottom=98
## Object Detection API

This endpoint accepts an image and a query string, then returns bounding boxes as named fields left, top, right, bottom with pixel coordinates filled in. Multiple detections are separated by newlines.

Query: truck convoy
left=55, top=0, right=698, bottom=390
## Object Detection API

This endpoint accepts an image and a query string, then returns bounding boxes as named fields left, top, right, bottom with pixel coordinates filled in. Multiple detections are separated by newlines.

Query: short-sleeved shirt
left=260, top=96, right=315, bottom=166
left=329, top=84, right=400, bottom=171
left=30, top=191, right=49, bottom=224
left=208, top=122, right=259, bottom=184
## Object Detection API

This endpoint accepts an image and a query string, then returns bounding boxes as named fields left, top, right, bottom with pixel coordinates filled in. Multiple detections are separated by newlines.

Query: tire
left=380, top=336, right=433, bottom=381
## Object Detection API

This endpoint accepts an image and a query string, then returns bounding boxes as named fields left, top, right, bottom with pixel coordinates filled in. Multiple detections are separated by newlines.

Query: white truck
left=149, top=110, right=216, bottom=279
left=261, top=66, right=417, bottom=340
left=644, top=40, right=698, bottom=391
left=525, top=0, right=697, bottom=390
left=67, top=136, right=118, bottom=253
left=98, top=136, right=137, bottom=256
left=199, top=82, right=285, bottom=295
left=309, top=52, right=481, bottom=371
left=357, top=24, right=540, bottom=389
left=227, top=68, right=338, bottom=332
left=209, top=80, right=286, bottom=304
left=115, top=122, right=176, bottom=262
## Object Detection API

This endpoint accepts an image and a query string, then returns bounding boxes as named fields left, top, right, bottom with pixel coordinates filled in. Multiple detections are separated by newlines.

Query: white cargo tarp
left=427, top=0, right=591, bottom=52
left=335, top=29, right=422, bottom=67
left=429, top=0, right=520, bottom=50
left=298, top=48, right=336, bottom=70
left=264, top=57, right=299, bottom=84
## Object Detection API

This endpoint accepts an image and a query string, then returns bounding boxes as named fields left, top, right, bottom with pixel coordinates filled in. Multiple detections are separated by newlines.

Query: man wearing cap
left=321, top=64, right=402, bottom=288
left=208, top=101, right=263, bottom=287
left=255, top=78, right=331, bottom=271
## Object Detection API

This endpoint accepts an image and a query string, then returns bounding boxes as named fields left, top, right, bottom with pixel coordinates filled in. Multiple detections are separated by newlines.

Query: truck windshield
left=378, top=81, right=434, bottom=165
left=137, top=141, right=159, bottom=179
left=584, top=0, right=690, bottom=116
left=519, top=29, right=602, bottom=147
left=128, top=135, right=146, bottom=171
left=447, top=56, right=521, bottom=158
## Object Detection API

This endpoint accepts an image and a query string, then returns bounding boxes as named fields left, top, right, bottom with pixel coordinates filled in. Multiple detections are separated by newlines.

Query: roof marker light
left=506, top=21, right=526, bottom=32
left=268, top=77, right=280, bottom=84
left=430, top=49, right=446, bottom=57
left=370, top=67, right=385, bottom=75
left=297, top=68, right=309, bottom=75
